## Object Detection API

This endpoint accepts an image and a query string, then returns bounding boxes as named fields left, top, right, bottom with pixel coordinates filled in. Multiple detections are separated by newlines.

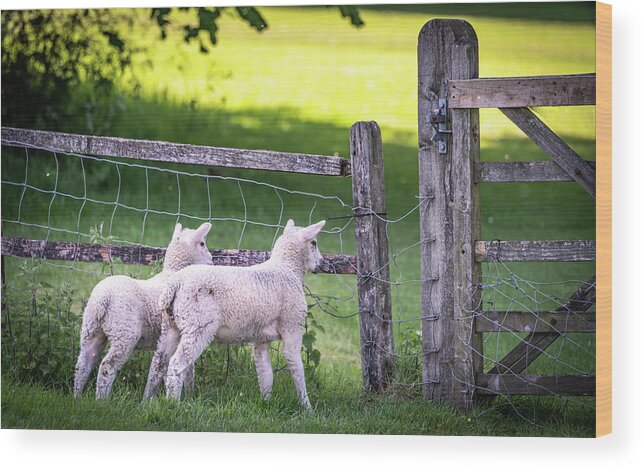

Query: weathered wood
left=450, top=29, right=483, bottom=410
left=475, top=311, right=596, bottom=333
left=0, top=236, right=357, bottom=275
left=449, top=74, right=596, bottom=108
left=476, top=373, right=596, bottom=396
left=1, top=255, right=6, bottom=316
left=477, top=161, right=596, bottom=183
left=350, top=121, right=394, bottom=393
left=475, top=240, right=596, bottom=262
left=1, top=127, right=351, bottom=177
left=418, top=18, right=479, bottom=408
left=418, top=18, right=456, bottom=403
left=486, top=277, right=596, bottom=376
left=499, top=108, right=596, bottom=197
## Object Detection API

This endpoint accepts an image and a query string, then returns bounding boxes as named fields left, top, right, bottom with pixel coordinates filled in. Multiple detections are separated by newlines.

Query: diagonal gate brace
left=500, top=107, right=596, bottom=198
left=487, top=276, right=596, bottom=376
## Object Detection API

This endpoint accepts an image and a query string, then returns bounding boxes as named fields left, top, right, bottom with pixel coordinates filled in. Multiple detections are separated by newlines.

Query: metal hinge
left=429, top=98, right=451, bottom=154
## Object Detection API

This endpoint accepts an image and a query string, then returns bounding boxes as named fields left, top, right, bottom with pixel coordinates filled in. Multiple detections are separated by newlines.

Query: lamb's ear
left=284, top=219, right=295, bottom=233
left=172, top=223, right=183, bottom=240
left=302, top=220, right=326, bottom=240
left=195, top=222, right=212, bottom=239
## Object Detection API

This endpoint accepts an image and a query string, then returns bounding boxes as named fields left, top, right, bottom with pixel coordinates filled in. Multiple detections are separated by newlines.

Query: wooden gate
left=417, top=19, right=598, bottom=410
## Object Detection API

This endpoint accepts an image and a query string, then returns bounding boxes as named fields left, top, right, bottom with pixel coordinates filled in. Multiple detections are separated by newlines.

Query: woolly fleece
left=73, top=222, right=213, bottom=399
left=143, top=219, right=326, bottom=410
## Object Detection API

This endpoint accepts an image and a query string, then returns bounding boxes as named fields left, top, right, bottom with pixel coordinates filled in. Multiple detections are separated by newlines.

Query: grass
left=1, top=375, right=595, bottom=436
left=1, top=4, right=596, bottom=435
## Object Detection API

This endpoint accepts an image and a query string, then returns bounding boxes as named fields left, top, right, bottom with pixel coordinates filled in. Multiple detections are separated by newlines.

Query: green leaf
left=309, top=349, right=321, bottom=366
left=102, top=31, right=125, bottom=52
left=302, top=334, right=314, bottom=351
left=184, top=25, right=199, bottom=41
left=235, top=7, right=268, bottom=32
left=151, top=8, right=171, bottom=27
left=338, top=6, right=364, bottom=27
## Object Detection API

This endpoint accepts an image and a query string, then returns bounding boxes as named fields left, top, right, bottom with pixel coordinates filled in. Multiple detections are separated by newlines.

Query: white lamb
left=73, top=222, right=213, bottom=399
left=143, top=219, right=326, bottom=410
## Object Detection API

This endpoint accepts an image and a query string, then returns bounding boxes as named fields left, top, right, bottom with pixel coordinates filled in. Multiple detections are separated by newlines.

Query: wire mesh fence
left=0, top=134, right=426, bottom=397
left=1, top=128, right=596, bottom=425
left=0, top=137, right=355, bottom=389
left=469, top=260, right=596, bottom=425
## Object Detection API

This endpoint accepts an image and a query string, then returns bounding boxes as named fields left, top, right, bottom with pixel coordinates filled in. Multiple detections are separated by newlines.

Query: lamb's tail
left=158, top=276, right=181, bottom=320
left=79, top=289, right=110, bottom=345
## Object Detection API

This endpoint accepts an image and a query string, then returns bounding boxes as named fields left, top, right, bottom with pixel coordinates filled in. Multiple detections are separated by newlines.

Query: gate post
left=350, top=121, right=394, bottom=393
left=417, top=19, right=482, bottom=410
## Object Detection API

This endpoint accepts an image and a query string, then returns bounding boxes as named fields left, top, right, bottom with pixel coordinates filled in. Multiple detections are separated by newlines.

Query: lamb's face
left=172, top=222, right=213, bottom=265
left=284, top=219, right=326, bottom=273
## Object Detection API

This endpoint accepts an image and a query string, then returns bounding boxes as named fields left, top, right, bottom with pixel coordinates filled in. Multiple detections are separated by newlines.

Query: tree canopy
left=1, top=6, right=363, bottom=130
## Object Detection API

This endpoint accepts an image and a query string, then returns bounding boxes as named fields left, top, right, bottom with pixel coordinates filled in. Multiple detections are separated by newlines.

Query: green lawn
left=1, top=374, right=595, bottom=436
left=1, top=3, right=596, bottom=435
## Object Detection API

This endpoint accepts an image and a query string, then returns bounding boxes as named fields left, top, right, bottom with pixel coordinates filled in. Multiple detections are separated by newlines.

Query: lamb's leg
left=183, top=362, right=196, bottom=395
left=95, top=337, right=138, bottom=399
left=281, top=331, right=312, bottom=410
left=73, top=334, right=106, bottom=397
left=252, top=341, right=273, bottom=400
left=143, top=324, right=180, bottom=400
left=165, top=325, right=217, bottom=400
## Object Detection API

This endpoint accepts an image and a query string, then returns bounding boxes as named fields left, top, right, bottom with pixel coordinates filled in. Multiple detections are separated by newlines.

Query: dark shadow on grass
left=2, top=93, right=596, bottom=244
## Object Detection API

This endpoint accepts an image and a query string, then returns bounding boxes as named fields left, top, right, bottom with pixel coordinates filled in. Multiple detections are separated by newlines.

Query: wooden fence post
left=350, top=121, right=394, bottom=392
left=1, top=255, right=6, bottom=314
left=418, top=19, right=482, bottom=410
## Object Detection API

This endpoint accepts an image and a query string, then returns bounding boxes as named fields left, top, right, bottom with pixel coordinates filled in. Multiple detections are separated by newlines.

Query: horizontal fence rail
left=1, top=127, right=351, bottom=177
left=475, top=311, right=596, bottom=333
left=476, top=374, right=596, bottom=396
left=477, top=161, right=597, bottom=183
left=449, top=73, right=596, bottom=108
left=0, top=236, right=357, bottom=275
left=485, top=276, right=596, bottom=377
left=475, top=240, right=596, bottom=262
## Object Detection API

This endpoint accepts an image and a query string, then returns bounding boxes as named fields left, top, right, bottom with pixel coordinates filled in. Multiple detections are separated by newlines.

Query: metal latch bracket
left=429, top=98, right=451, bottom=154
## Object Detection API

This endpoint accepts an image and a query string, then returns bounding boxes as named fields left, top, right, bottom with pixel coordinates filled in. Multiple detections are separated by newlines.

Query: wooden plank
left=500, top=108, right=596, bottom=197
left=450, top=29, right=483, bottom=411
left=1, top=127, right=351, bottom=177
left=418, top=18, right=456, bottom=403
left=475, top=311, right=596, bottom=333
left=476, top=374, right=596, bottom=396
left=486, top=276, right=596, bottom=376
left=1, top=255, right=6, bottom=318
left=418, top=18, right=479, bottom=408
left=0, top=236, right=356, bottom=275
left=475, top=240, right=596, bottom=262
left=477, top=161, right=596, bottom=183
left=596, top=1, right=612, bottom=437
left=449, top=74, right=596, bottom=108
left=350, top=121, right=394, bottom=393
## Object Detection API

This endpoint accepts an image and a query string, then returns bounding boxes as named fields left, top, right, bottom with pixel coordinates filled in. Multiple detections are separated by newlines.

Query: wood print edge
left=595, top=0, right=612, bottom=438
